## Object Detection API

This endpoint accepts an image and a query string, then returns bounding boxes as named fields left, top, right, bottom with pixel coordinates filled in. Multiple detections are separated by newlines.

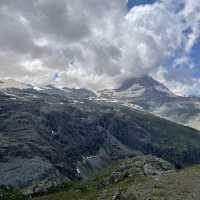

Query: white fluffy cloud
left=0, top=0, right=199, bottom=92
left=152, top=66, right=200, bottom=96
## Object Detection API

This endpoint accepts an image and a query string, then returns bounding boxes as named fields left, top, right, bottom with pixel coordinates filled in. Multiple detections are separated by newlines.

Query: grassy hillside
left=33, top=155, right=200, bottom=200
left=33, top=155, right=173, bottom=200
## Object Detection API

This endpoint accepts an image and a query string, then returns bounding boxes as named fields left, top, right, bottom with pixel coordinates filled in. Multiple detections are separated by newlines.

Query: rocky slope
left=1, top=86, right=200, bottom=193
left=34, top=155, right=200, bottom=200
left=98, top=76, right=200, bottom=130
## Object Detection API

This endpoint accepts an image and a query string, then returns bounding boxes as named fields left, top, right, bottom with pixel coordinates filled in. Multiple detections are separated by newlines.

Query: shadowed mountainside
left=1, top=86, right=200, bottom=192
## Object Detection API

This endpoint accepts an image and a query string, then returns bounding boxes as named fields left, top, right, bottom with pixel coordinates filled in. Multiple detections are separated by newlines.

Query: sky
left=0, top=0, right=200, bottom=96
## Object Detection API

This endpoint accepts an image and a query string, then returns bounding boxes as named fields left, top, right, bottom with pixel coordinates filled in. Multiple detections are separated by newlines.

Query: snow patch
left=155, top=85, right=170, bottom=94
left=51, top=130, right=57, bottom=136
left=76, top=168, right=81, bottom=174
left=33, top=86, right=43, bottom=91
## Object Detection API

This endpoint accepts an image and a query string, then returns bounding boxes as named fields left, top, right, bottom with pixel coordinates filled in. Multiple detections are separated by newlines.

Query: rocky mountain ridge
left=3, top=76, right=200, bottom=133
left=98, top=76, right=200, bottom=130
left=1, top=84, right=200, bottom=193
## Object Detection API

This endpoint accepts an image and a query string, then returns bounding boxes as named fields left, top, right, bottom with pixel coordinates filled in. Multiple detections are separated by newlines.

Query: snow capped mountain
left=116, top=76, right=172, bottom=94
left=1, top=76, right=200, bottom=131
left=98, top=76, right=200, bottom=130
left=98, top=76, right=175, bottom=106
left=34, top=85, right=97, bottom=99
left=0, top=79, right=97, bottom=100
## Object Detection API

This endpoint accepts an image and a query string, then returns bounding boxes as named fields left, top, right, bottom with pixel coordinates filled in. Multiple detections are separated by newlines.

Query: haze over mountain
left=0, top=79, right=31, bottom=89
left=0, top=0, right=200, bottom=95
left=2, top=75, right=200, bottom=131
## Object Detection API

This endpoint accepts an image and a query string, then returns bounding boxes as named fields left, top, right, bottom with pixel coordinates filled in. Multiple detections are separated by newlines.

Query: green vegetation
left=33, top=156, right=168, bottom=200
left=33, top=159, right=147, bottom=200
left=0, top=188, right=27, bottom=200
left=4, top=157, right=200, bottom=200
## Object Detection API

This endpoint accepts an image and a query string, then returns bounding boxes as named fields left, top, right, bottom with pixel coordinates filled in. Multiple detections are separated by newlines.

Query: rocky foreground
left=2, top=154, right=200, bottom=199
left=31, top=155, right=200, bottom=200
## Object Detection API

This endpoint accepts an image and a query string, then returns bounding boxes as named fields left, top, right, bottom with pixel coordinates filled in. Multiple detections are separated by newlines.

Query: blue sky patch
left=127, top=0, right=157, bottom=9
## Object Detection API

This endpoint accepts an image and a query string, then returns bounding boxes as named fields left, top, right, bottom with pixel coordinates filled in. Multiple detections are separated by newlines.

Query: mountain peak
left=116, top=76, right=173, bottom=95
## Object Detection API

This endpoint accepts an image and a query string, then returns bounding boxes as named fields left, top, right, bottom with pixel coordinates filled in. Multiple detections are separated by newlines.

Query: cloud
left=152, top=66, right=200, bottom=96
left=0, top=0, right=199, bottom=92
left=181, top=0, right=200, bottom=54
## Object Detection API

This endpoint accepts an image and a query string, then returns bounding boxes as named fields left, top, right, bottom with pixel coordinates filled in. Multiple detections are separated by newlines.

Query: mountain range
left=1, top=76, right=200, bottom=198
